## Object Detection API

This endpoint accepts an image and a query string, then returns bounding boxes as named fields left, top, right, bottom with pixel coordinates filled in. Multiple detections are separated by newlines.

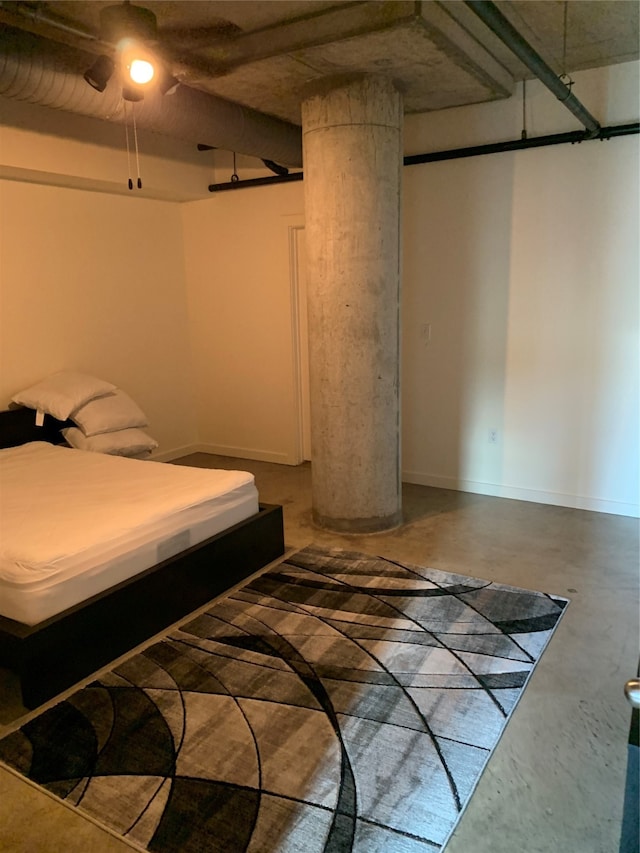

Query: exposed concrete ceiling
left=0, top=0, right=638, bottom=127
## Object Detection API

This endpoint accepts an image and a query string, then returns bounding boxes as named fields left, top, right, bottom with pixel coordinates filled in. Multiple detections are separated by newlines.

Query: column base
left=312, top=509, right=403, bottom=534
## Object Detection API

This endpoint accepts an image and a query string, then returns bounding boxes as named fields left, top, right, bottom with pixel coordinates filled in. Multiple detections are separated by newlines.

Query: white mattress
left=0, top=442, right=259, bottom=625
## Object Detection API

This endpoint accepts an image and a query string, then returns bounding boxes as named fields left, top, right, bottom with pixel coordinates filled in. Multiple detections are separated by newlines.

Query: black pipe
left=207, top=123, right=638, bottom=190
left=208, top=171, right=303, bottom=192
left=404, top=123, right=639, bottom=166
left=597, top=123, right=640, bottom=139
left=404, top=131, right=588, bottom=165
left=465, top=1, right=601, bottom=136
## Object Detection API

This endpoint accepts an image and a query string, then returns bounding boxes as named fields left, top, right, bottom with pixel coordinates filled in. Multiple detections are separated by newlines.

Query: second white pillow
left=72, top=389, right=149, bottom=436
left=62, top=426, right=158, bottom=456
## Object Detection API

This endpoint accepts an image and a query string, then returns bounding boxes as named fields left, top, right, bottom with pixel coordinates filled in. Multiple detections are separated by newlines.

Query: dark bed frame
left=0, top=407, right=285, bottom=708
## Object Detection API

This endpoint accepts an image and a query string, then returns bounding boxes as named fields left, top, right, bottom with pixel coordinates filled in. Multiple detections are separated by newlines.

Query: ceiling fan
left=82, top=1, right=178, bottom=101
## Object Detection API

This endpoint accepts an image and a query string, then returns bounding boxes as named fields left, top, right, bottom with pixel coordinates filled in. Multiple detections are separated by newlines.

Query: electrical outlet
left=488, top=429, right=498, bottom=444
left=419, top=323, right=431, bottom=346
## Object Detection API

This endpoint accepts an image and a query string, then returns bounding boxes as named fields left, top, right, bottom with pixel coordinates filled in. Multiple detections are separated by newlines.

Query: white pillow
left=72, top=390, right=149, bottom=436
left=12, top=371, right=116, bottom=421
left=62, top=427, right=158, bottom=457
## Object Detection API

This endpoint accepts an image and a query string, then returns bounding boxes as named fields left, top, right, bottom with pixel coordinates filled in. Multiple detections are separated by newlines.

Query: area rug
left=0, top=545, right=567, bottom=852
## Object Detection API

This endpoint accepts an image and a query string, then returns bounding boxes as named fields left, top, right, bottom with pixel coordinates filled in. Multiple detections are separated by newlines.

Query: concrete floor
left=0, top=453, right=638, bottom=852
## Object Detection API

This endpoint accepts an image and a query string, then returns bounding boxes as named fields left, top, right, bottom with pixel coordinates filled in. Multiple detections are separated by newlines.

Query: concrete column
left=302, top=74, right=403, bottom=533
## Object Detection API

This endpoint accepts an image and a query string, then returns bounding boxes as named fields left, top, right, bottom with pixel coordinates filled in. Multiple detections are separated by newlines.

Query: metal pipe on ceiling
left=209, top=172, right=304, bottom=192
left=464, top=0, right=601, bottom=137
left=207, top=122, right=639, bottom=191
left=404, top=122, right=638, bottom=165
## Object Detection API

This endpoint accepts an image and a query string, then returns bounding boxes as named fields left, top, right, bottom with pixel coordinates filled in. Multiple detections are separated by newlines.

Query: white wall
left=402, top=138, right=639, bottom=515
left=402, top=61, right=639, bottom=515
left=0, top=179, right=197, bottom=453
left=181, top=184, right=305, bottom=463
left=506, top=142, right=637, bottom=512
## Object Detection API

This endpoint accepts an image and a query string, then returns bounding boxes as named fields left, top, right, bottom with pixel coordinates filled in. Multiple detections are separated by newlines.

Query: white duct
left=0, top=27, right=303, bottom=167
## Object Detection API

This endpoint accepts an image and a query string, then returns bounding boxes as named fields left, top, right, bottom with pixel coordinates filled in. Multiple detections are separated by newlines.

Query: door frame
left=288, top=222, right=311, bottom=463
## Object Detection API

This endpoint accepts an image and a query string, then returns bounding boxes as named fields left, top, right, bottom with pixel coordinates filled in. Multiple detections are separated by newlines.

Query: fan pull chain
left=132, top=104, right=142, bottom=189
left=521, top=79, right=527, bottom=140
left=124, top=101, right=133, bottom=190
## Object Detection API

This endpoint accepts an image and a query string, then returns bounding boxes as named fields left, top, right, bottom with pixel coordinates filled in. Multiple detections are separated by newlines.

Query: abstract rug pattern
left=0, top=546, right=567, bottom=852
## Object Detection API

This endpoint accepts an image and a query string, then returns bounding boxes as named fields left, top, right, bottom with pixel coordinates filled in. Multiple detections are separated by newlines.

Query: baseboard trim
left=149, top=454, right=637, bottom=516
left=200, top=443, right=295, bottom=465
left=402, top=470, right=639, bottom=518
left=151, top=444, right=201, bottom=463
left=154, top=443, right=295, bottom=466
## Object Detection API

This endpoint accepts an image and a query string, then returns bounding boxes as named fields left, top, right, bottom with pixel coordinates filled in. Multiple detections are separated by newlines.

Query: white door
left=289, top=224, right=312, bottom=461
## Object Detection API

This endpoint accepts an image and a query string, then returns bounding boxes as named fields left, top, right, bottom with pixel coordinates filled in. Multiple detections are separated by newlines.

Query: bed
left=0, top=407, right=285, bottom=708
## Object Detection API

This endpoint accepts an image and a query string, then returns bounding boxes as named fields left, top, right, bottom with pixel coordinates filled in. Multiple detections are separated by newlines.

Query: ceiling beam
left=422, top=2, right=514, bottom=98
left=191, top=1, right=417, bottom=74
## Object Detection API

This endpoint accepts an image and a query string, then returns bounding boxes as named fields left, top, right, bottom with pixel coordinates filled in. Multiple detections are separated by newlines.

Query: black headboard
left=0, top=407, right=72, bottom=449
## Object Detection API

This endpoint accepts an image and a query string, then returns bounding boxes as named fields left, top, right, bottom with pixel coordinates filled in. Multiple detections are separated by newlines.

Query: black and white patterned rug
left=0, top=546, right=568, bottom=852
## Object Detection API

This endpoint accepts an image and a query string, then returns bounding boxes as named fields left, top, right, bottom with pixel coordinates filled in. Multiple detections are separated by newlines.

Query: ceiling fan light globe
left=129, top=58, right=154, bottom=85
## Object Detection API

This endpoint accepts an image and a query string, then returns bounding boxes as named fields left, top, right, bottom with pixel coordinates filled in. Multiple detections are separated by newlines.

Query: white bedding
left=0, top=442, right=259, bottom=625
